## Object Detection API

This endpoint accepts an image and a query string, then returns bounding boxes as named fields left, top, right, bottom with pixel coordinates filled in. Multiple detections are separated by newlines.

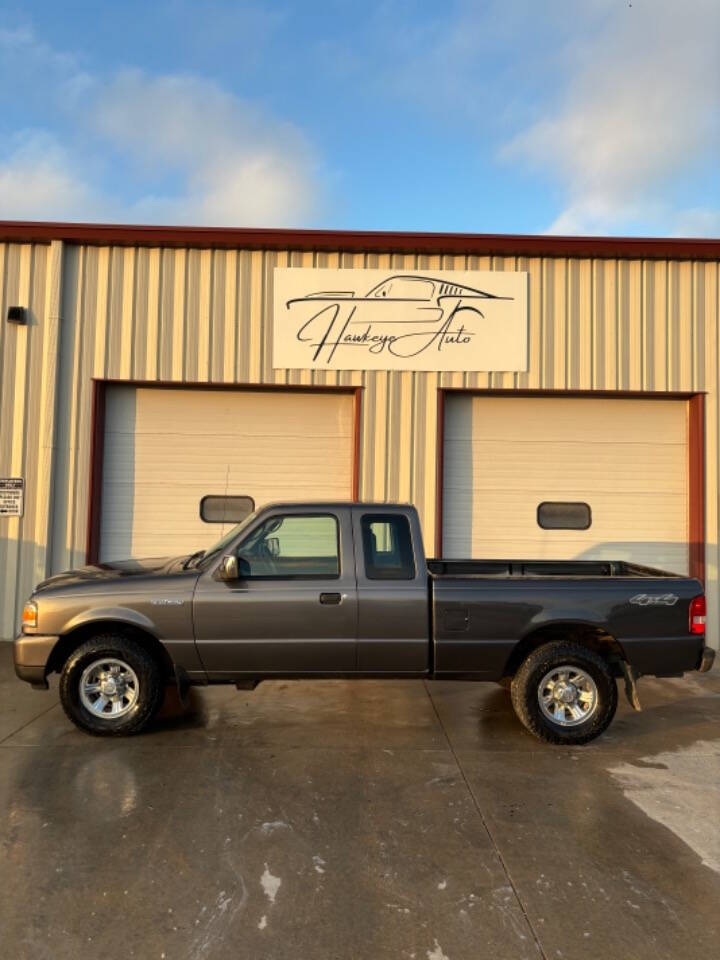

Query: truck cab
left=192, top=504, right=429, bottom=679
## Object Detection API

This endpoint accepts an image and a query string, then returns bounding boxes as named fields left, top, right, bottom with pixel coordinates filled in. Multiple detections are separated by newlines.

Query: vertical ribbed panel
left=0, top=241, right=62, bottom=636
left=1, top=244, right=719, bottom=646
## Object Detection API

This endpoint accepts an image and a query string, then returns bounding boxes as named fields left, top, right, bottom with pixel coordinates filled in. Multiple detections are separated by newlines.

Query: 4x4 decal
left=629, top=593, right=679, bottom=606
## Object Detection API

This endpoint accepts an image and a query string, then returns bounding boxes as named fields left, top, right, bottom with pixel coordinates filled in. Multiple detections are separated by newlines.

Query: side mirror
left=215, top=554, right=239, bottom=581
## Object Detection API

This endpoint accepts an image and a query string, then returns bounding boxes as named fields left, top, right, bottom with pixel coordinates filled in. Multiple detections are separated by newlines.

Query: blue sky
left=0, top=0, right=718, bottom=235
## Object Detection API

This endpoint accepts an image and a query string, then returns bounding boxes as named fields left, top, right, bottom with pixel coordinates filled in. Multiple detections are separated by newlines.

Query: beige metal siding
left=100, top=386, right=354, bottom=560
left=1, top=242, right=719, bottom=649
left=0, top=241, right=63, bottom=637
left=443, top=395, right=689, bottom=572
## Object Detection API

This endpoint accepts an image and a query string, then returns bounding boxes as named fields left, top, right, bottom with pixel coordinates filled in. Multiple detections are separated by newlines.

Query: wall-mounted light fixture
left=7, top=306, right=28, bottom=325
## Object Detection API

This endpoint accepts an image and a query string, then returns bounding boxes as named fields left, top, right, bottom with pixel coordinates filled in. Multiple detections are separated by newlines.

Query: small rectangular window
left=238, top=514, right=340, bottom=579
left=361, top=514, right=415, bottom=580
left=200, top=495, right=255, bottom=523
left=537, top=502, right=592, bottom=530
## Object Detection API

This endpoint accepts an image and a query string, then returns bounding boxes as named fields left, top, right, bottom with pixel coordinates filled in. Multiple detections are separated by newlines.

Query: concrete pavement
left=1, top=642, right=719, bottom=960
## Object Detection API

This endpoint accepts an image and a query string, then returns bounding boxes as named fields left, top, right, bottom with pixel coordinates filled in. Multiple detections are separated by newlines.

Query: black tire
left=510, top=641, right=618, bottom=745
left=59, top=634, right=163, bottom=736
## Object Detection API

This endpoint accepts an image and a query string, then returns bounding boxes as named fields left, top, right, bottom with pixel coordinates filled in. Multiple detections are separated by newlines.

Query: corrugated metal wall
left=0, top=241, right=62, bottom=639
left=1, top=241, right=719, bottom=646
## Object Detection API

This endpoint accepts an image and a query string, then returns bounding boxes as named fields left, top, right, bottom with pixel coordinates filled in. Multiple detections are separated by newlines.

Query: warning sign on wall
left=0, top=478, right=24, bottom=517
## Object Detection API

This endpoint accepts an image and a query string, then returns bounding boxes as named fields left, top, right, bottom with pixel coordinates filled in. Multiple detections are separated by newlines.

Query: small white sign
left=0, top=478, right=24, bottom=518
left=273, top=268, right=528, bottom=372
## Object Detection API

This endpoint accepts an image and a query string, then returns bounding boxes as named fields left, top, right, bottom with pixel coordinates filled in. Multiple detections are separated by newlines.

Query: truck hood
left=34, top=556, right=187, bottom=593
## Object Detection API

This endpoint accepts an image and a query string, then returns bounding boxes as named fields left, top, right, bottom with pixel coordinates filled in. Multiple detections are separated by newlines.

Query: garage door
left=442, top=395, right=689, bottom=573
left=100, top=387, right=354, bottom=561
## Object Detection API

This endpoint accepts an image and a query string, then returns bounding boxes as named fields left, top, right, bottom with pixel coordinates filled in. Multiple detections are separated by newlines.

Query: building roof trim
left=1, top=220, right=719, bottom=261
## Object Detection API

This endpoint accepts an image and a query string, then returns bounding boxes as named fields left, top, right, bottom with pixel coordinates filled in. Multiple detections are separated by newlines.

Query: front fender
left=15, top=608, right=164, bottom=687
left=60, top=606, right=159, bottom=637
left=52, top=602, right=205, bottom=676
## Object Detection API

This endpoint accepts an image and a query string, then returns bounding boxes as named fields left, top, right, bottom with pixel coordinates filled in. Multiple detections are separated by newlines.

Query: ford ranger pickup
left=14, top=502, right=714, bottom=743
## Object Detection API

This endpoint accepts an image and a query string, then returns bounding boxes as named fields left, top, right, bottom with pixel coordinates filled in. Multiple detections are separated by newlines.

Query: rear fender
left=503, top=619, right=626, bottom=679
left=529, top=610, right=606, bottom=631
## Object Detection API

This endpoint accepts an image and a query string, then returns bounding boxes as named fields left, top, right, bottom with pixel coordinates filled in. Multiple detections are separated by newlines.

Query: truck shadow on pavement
left=140, top=669, right=720, bottom=759
left=148, top=684, right=212, bottom=732
left=472, top=674, right=720, bottom=754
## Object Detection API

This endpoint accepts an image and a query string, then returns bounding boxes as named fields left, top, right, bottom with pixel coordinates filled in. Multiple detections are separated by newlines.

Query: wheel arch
left=46, top=620, right=174, bottom=680
left=502, top=621, right=626, bottom=678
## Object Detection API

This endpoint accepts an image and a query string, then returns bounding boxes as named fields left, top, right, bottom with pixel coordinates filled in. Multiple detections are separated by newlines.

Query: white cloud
left=350, top=0, right=718, bottom=235
left=502, top=0, right=720, bottom=235
left=89, top=71, right=319, bottom=226
left=0, top=26, right=93, bottom=104
left=0, top=132, right=106, bottom=220
left=0, top=34, right=322, bottom=226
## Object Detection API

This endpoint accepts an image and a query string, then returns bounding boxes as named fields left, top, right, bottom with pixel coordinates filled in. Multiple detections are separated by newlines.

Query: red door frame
left=435, top=388, right=706, bottom=583
left=86, top=379, right=363, bottom=564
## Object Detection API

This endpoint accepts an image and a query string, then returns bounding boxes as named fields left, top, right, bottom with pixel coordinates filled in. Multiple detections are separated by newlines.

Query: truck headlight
left=22, top=600, right=37, bottom=630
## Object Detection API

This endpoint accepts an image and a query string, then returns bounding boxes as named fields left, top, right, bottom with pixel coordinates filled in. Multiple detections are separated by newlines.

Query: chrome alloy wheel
left=79, top=658, right=139, bottom=718
left=537, top=665, right=598, bottom=727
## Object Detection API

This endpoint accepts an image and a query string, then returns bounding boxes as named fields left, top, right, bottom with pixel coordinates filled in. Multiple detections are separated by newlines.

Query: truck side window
left=361, top=514, right=415, bottom=580
left=237, top=514, right=340, bottom=579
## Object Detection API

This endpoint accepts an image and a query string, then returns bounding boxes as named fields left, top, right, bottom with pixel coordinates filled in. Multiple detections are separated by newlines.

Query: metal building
left=1, top=222, right=718, bottom=647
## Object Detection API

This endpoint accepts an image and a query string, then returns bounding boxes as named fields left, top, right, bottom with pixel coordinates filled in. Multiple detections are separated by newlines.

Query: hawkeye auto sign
left=273, top=268, right=528, bottom=372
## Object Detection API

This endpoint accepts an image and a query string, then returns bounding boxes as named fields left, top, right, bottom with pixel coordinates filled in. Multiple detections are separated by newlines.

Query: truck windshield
left=196, top=510, right=258, bottom=570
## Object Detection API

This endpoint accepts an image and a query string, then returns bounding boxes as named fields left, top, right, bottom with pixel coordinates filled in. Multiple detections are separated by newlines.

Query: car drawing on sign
left=286, top=274, right=513, bottom=325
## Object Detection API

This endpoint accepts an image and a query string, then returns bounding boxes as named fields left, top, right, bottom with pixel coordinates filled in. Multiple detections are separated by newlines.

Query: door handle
left=319, top=592, right=343, bottom=605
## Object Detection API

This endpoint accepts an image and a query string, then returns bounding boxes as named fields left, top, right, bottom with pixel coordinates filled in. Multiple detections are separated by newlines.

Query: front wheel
left=510, top=641, right=618, bottom=745
left=59, top=635, right=163, bottom=736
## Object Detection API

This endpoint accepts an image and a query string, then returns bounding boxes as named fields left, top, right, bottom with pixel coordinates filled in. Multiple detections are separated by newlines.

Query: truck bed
left=427, top=558, right=684, bottom=579
left=429, top=557, right=703, bottom=680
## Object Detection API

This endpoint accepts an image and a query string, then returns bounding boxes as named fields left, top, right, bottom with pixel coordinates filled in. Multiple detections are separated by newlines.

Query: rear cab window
left=361, top=514, right=416, bottom=580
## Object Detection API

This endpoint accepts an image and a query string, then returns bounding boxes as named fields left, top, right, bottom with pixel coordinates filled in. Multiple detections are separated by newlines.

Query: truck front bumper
left=13, top=633, right=59, bottom=688
left=698, top=646, right=716, bottom=673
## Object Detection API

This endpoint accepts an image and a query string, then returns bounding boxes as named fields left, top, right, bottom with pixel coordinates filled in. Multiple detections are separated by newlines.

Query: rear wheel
left=59, top=635, right=163, bottom=736
left=510, top=641, right=618, bottom=745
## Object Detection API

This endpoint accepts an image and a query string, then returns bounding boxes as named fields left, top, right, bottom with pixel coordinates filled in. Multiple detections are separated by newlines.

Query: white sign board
left=0, top=478, right=24, bottom=518
left=273, top=268, right=528, bottom=372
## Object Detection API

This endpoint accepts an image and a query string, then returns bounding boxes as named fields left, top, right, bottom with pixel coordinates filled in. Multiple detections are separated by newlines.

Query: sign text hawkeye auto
left=273, top=269, right=528, bottom=372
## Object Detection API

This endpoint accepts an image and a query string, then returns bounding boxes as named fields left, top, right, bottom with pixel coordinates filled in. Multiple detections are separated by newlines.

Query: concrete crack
left=423, top=680, right=549, bottom=960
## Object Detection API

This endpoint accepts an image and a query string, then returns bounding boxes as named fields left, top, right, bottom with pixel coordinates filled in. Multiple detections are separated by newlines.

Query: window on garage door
left=537, top=502, right=592, bottom=530
left=200, top=495, right=255, bottom=523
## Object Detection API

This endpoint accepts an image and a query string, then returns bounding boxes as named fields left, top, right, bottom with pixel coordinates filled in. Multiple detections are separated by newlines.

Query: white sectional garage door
left=442, top=395, right=689, bottom=574
left=100, top=387, right=354, bottom=561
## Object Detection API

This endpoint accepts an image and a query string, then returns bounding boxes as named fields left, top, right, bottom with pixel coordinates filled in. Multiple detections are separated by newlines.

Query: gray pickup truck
left=14, top=502, right=714, bottom=744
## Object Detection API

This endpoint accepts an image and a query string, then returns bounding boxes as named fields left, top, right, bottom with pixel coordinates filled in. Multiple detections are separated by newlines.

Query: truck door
left=352, top=508, right=430, bottom=673
left=192, top=508, right=358, bottom=675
